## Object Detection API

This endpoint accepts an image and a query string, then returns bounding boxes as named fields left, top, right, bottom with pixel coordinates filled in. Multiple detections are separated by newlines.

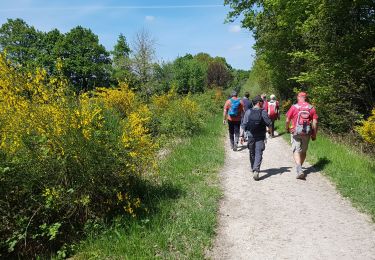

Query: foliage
left=225, top=0, right=375, bottom=134
left=0, top=54, right=156, bottom=258
left=111, top=34, right=134, bottom=86
left=357, top=109, right=375, bottom=144
left=54, top=26, right=111, bottom=93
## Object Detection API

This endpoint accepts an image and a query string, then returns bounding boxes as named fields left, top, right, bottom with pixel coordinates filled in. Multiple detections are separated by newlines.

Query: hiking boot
left=296, top=172, right=305, bottom=180
left=253, top=171, right=260, bottom=181
left=233, top=143, right=237, bottom=151
left=296, top=165, right=305, bottom=180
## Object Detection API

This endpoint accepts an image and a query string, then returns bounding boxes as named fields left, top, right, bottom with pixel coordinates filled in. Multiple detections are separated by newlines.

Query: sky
left=0, top=0, right=256, bottom=70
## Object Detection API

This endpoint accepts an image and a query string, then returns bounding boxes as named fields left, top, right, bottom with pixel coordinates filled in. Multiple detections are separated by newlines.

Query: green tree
left=0, top=18, right=43, bottom=68
left=225, top=0, right=375, bottom=133
left=54, top=26, right=111, bottom=92
left=111, top=34, right=134, bottom=85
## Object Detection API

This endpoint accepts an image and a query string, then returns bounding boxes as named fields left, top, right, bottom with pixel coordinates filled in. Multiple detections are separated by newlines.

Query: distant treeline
left=0, top=18, right=249, bottom=96
left=226, top=0, right=375, bottom=134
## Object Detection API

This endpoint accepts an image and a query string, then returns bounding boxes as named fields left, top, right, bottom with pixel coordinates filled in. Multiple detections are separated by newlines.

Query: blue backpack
left=228, top=98, right=241, bottom=117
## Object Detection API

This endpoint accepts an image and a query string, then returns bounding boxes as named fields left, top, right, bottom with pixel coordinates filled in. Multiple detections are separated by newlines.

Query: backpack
left=268, top=100, right=278, bottom=120
left=245, top=109, right=266, bottom=136
left=228, top=98, right=241, bottom=117
left=294, top=103, right=313, bottom=135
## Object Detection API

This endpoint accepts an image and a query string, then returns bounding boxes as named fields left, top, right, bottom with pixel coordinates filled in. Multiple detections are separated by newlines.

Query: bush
left=0, top=54, right=156, bottom=258
left=356, top=108, right=375, bottom=144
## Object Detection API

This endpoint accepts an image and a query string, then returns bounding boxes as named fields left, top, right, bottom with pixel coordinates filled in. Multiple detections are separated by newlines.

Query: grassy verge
left=275, top=117, right=375, bottom=220
left=74, top=114, right=226, bottom=259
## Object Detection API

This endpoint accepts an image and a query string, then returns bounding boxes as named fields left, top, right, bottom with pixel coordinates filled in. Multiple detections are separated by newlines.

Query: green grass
left=275, top=118, right=375, bottom=220
left=74, top=115, right=226, bottom=259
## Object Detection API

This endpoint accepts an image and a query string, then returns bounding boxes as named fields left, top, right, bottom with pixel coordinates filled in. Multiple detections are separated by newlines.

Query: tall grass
left=275, top=118, right=375, bottom=220
left=74, top=115, right=226, bottom=259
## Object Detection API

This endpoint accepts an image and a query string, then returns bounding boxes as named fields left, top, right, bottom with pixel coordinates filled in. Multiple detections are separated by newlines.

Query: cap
left=231, top=90, right=238, bottom=97
left=297, top=92, right=307, bottom=97
left=270, top=94, right=276, bottom=100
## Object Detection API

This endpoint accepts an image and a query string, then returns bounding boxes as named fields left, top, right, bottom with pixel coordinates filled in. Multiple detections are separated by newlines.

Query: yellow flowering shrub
left=0, top=53, right=157, bottom=258
left=356, top=108, right=375, bottom=144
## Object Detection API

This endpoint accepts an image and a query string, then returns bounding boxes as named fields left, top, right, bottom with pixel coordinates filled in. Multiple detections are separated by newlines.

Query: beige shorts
left=291, top=134, right=310, bottom=153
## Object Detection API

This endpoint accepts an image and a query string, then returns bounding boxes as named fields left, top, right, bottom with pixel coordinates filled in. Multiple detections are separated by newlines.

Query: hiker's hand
left=311, top=135, right=316, bottom=141
left=240, top=137, right=244, bottom=144
left=223, top=119, right=227, bottom=125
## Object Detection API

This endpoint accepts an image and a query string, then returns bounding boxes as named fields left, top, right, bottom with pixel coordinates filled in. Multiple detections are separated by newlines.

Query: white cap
left=270, top=94, right=276, bottom=100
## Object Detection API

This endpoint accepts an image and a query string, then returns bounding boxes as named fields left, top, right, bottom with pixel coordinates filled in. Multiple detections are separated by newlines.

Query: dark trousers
left=247, top=137, right=265, bottom=172
left=228, top=120, right=240, bottom=148
left=270, top=120, right=275, bottom=136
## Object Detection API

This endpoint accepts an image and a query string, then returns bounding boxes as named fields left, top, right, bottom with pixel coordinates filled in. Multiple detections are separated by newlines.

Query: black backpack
left=246, top=109, right=266, bottom=136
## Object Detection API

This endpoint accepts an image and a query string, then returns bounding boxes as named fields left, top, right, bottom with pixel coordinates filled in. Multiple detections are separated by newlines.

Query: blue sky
left=0, top=0, right=255, bottom=70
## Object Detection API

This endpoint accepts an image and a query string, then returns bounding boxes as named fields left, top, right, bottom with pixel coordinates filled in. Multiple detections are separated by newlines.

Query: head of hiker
left=261, top=94, right=267, bottom=101
left=244, top=92, right=250, bottom=98
left=231, top=90, right=238, bottom=97
left=270, top=94, right=276, bottom=101
left=297, top=91, right=307, bottom=102
left=252, top=95, right=263, bottom=108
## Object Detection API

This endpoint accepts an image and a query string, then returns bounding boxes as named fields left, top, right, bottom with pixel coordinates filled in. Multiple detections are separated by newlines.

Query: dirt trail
left=209, top=133, right=375, bottom=260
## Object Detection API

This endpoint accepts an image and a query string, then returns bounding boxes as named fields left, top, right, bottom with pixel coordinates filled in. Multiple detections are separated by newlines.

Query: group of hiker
left=223, top=91, right=318, bottom=180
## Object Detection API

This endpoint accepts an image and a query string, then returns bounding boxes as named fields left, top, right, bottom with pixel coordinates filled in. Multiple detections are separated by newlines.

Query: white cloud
left=229, top=25, right=241, bottom=33
left=145, top=15, right=155, bottom=22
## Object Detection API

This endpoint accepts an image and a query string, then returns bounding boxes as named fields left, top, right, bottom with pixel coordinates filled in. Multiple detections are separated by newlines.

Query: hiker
left=285, top=92, right=318, bottom=179
left=261, top=93, right=268, bottom=110
left=240, top=92, right=253, bottom=144
left=267, top=94, right=280, bottom=137
left=242, top=91, right=253, bottom=112
left=240, top=95, right=272, bottom=181
left=223, top=91, right=243, bottom=151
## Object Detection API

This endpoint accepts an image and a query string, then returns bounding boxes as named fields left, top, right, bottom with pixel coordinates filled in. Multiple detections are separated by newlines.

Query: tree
left=54, top=26, right=111, bottom=92
left=225, top=0, right=375, bottom=133
left=207, top=60, right=232, bottom=88
left=111, top=34, right=134, bottom=84
left=0, top=18, right=43, bottom=68
left=131, top=29, right=156, bottom=86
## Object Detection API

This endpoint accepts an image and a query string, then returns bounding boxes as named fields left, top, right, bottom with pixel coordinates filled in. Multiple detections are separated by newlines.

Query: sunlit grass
left=74, top=115, right=226, bottom=259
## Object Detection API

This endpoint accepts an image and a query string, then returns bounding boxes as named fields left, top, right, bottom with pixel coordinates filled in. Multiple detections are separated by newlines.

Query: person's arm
left=262, top=111, right=273, bottom=134
left=223, top=101, right=228, bottom=124
left=311, top=108, right=318, bottom=140
left=285, top=106, right=293, bottom=132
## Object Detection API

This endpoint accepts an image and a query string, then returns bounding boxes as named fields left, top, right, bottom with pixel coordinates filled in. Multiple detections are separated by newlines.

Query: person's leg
left=253, top=139, right=265, bottom=172
left=291, top=135, right=304, bottom=178
left=228, top=120, right=235, bottom=149
left=233, top=121, right=240, bottom=149
left=247, top=137, right=255, bottom=170
left=271, top=120, right=275, bottom=137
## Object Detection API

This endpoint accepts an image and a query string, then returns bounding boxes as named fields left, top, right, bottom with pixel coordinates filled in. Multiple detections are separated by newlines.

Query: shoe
left=233, top=143, right=237, bottom=151
left=296, top=165, right=305, bottom=180
left=296, top=172, right=305, bottom=180
left=253, top=171, right=259, bottom=181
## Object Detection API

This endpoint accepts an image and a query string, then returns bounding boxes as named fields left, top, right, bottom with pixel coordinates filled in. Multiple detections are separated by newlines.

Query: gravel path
left=209, top=133, right=375, bottom=260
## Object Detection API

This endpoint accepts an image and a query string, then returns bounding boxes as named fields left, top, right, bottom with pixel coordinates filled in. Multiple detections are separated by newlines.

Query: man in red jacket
left=286, top=92, right=318, bottom=179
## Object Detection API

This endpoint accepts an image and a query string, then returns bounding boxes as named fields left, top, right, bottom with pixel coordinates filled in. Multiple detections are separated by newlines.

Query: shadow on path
left=305, top=157, right=331, bottom=175
left=259, top=166, right=292, bottom=180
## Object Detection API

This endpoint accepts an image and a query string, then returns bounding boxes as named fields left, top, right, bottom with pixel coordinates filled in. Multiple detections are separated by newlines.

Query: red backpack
left=294, top=103, right=313, bottom=135
left=267, top=101, right=278, bottom=120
